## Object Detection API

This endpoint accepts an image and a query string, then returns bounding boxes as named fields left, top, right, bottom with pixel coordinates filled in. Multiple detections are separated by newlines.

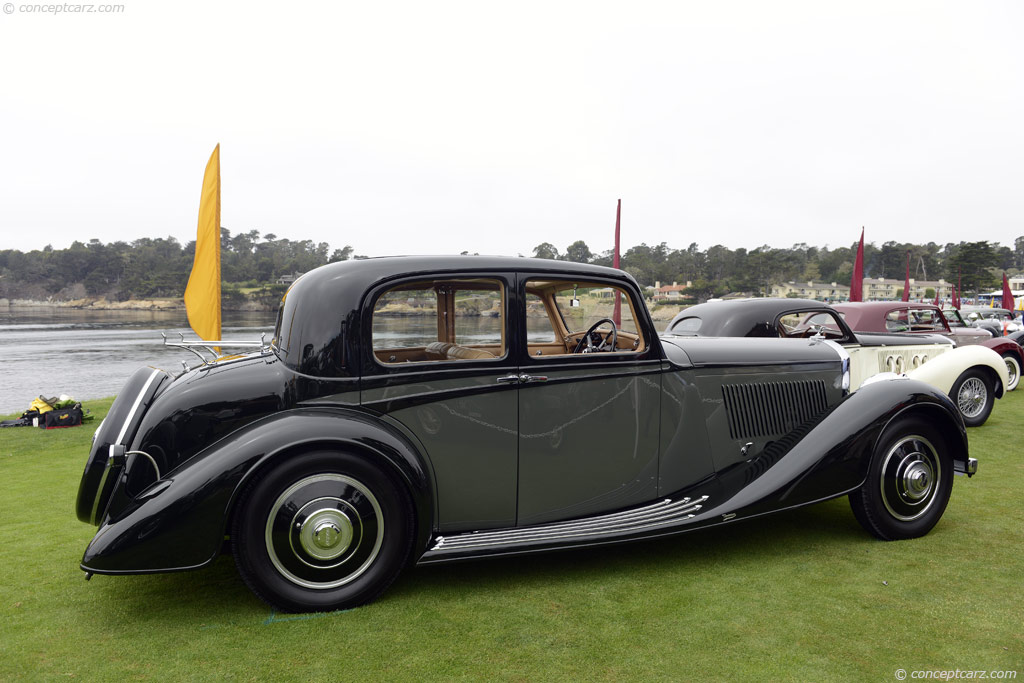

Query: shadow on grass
left=80, top=496, right=872, bottom=621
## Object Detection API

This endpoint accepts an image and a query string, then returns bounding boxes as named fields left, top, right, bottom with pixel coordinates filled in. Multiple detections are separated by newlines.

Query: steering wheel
left=573, top=318, right=618, bottom=354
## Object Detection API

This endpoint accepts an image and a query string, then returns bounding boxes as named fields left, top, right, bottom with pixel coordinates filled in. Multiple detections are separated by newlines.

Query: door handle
left=496, top=373, right=549, bottom=385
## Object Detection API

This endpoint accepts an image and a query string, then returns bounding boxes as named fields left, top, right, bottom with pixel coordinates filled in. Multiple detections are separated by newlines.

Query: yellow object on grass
left=29, top=397, right=53, bottom=414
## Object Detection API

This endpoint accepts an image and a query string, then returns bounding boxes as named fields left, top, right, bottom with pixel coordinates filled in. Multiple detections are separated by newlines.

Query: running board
left=419, top=495, right=709, bottom=563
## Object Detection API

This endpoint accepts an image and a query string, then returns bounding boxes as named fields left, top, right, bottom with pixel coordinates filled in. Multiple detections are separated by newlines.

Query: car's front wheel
left=1002, top=354, right=1020, bottom=392
left=232, top=451, right=414, bottom=613
left=849, top=417, right=953, bottom=541
left=950, top=369, right=995, bottom=427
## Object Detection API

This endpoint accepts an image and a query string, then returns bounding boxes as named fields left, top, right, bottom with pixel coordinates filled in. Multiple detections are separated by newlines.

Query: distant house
left=653, top=281, right=691, bottom=302
left=770, top=281, right=850, bottom=301
left=276, top=271, right=304, bottom=286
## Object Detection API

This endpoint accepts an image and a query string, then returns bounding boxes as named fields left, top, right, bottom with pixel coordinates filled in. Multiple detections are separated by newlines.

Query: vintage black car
left=77, top=257, right=976, bottom=613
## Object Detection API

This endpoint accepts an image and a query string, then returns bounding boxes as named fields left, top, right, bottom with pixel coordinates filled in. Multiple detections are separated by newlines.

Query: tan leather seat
left=447, top=345, right=496, bottom=360
left=425, top=342, right=454, bottom=361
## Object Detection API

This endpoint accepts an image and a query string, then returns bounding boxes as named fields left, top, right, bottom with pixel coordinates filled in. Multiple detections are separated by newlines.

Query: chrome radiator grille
left=721, top=380, right=828, bottom=439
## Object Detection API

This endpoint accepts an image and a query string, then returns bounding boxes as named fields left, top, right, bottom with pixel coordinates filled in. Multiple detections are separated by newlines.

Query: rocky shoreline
left=0, top=297, right=273, bottom=312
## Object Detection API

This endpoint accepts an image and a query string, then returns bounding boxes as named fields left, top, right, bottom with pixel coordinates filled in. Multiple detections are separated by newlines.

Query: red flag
left=849, top=227, right=865, bottom=301
left=901, top=251, right=910, bottom=302
left=612, top=199, right=621, bottom=326
left=1002, top=272, right=1014, bottom=311
left=952, top=285, right=961, bottom=310
left=933, top=289, right=940, bottom=307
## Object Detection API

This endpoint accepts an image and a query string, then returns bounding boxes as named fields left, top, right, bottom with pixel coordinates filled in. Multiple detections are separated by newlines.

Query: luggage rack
left=162, top=332, right=271, bottom=369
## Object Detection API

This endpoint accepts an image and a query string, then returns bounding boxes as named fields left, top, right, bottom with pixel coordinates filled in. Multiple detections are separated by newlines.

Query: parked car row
left=75, top=259, right=986, bottom=613
left=668, top=299, right=1022, bottom=426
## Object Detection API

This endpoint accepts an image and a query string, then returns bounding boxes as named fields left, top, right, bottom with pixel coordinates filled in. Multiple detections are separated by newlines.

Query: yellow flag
left=184, top=144, right=221, bottom=350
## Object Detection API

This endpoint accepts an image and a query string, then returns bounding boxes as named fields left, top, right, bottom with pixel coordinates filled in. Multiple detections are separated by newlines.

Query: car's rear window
left=671, top=316, right=701, bottom=333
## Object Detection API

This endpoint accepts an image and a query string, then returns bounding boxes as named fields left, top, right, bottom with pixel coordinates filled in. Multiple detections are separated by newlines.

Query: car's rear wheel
left=950, top=369, right=994, bottom=427
left=232, top=451, right=413, bottom=613
left=1002, top=354, right=1020, bottom=392
left=849, top=417, right=952, bottom=541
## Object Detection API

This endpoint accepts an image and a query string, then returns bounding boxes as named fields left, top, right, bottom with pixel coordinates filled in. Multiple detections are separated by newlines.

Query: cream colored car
left=667, top=298, right=1009, bottom=427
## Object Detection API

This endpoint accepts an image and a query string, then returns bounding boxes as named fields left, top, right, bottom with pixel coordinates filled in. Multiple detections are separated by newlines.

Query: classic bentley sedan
left=77, top=258, right=976, bottom=613
left=667, top=298, right=1009, bottom=426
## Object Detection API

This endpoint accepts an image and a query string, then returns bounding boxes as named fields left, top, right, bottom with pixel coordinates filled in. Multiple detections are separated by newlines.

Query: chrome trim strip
left=114, top=368, right=162, bottom=446
left=89, top=459, right=113, bottom=525
left=431, top=496, right=709, bottom=551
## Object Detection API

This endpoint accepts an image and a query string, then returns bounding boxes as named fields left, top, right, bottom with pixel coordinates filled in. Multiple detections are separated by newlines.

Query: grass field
left=1, top=393, right=1021, bottom=681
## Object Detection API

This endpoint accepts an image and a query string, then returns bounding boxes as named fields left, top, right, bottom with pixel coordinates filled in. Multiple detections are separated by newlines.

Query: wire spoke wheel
left=956, top=377, right=987, bottom=418
left=1003, top=355, right=1020, bottom=392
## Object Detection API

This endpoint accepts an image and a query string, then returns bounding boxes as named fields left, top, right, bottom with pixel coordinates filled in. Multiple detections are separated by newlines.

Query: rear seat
left=425, top=342, right=454, bottom=360
left=447, top=345, right=496, bottom=360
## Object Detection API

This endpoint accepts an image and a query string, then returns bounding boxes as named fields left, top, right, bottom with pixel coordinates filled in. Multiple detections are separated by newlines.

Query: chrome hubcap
left=299, top=508, right=354, bottom=561
left=1005, top=360, right=1018, bottom=388
left=265, top=474, right=384, bottom=589
left=956, top=377, right=987, bottom=418
left=880, top=435, right=941, bottom=521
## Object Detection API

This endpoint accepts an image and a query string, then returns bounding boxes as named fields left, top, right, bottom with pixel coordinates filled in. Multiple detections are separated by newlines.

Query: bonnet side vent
left=722, top=379, right=827, bottom=440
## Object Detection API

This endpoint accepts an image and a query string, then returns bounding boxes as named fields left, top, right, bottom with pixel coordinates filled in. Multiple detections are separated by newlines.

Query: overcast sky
left=1, top=1, right=1022, bottom=259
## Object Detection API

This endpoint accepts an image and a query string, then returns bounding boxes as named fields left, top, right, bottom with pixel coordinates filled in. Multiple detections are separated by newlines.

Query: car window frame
left=363, top=272, right=513, bottom=372
left=518, top=274, right=654, bottom=362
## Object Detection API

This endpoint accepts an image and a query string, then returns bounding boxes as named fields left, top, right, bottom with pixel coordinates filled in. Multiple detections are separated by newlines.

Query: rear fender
left=81, top=407, right=434, bottom=575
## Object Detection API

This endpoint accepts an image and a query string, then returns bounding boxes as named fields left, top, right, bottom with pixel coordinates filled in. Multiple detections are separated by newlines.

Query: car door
left=359, top=273, right=519, bottom=533
left=514, top=275, right=661, bottom=526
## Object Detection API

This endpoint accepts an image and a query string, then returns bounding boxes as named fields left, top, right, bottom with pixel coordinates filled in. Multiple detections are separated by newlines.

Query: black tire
left=950, top=369, right=995, bottom=427
left=231, top=451, right=414, bottom=613
left=1002, top=354, right=1020, bottom=392
left=849, top=417, right=953, bottom=541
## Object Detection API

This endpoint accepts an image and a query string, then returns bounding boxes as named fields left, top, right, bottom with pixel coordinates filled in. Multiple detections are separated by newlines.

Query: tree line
left=1, top=230, right=1022, bottom=303
left=532, top=237, right=1024, bottom=302
left=0, top=229, right=354, bottom=301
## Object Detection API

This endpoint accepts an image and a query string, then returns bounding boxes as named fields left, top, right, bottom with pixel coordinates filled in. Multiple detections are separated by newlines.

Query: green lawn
left=1, top=394, right=1021, bottom=681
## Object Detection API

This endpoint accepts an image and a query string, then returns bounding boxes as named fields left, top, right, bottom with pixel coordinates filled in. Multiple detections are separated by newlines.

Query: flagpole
left=613, top=199, right=621, bottom=326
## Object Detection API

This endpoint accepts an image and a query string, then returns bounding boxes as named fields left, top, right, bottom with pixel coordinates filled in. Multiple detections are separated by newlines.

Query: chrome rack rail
left=162, top=332, right=270, bottom=369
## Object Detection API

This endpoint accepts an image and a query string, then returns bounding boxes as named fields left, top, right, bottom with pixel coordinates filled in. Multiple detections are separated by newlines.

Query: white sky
left=1, top=0, right=1022, bottom=258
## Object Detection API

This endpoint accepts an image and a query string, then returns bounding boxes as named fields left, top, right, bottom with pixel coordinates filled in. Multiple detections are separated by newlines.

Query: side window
left=525, top=279, right=646, bottom=356
left=885, top=310, right=910, bottom=333
left=372, top=279, right=505, bottom=364
left=526, top=293, right=558, bottom=343
left=909, top=309, right=942, bottom=332
left=777, top=311, right=846, bottom=339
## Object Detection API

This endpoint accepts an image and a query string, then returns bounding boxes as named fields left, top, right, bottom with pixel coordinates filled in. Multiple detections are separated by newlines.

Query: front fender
left=81, top=407, right=434, bottom=575
left=697, top=377, right=969, bottom=522
left=907, top=344, right=1008, bottom=397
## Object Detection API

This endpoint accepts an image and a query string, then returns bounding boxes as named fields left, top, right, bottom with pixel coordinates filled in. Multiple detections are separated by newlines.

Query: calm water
left=0, top=308, right=555, bottom=415
left=0, top=308, right=277, bottom=416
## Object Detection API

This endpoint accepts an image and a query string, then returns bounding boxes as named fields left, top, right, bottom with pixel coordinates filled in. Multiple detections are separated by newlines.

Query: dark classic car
left=667, top=298, right=1010, bottom=426
left=957, top=306, right=1022, bottom=338
left=832, top=302, right=1023, bottom=392
left=77, top=258, right=976, bottom=613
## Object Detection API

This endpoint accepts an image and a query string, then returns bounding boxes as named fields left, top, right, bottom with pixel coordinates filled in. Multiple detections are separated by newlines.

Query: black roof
left=665, top=298, right=834, bottom=337
left=273, top=256, right=639, bottom=377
